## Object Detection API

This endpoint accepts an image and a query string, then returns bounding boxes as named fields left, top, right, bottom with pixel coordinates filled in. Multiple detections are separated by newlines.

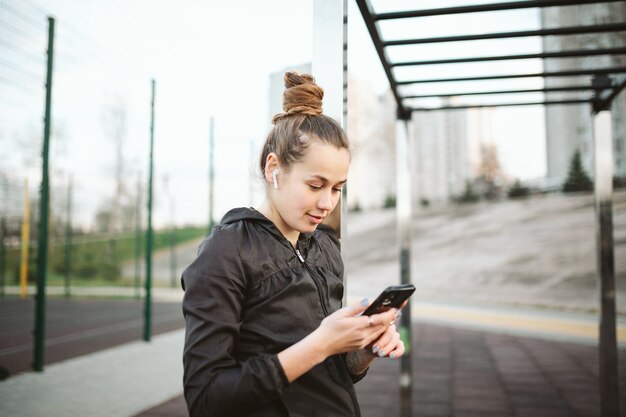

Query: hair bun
left=272, top=71, right=324, bottom=124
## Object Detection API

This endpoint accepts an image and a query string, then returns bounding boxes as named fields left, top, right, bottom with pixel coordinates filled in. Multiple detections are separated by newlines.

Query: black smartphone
left=362, top=284, right=415, bottom=316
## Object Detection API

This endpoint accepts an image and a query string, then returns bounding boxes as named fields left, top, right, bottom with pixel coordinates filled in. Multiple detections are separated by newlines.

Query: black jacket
left=181, top=207, right=364, bottom=417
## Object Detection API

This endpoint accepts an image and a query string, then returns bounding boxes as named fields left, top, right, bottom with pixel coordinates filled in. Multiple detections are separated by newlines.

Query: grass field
left=0, top=226, right=207, bottom=287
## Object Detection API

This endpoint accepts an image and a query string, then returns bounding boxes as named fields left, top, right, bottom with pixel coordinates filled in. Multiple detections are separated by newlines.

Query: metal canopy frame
left=354, top=1, right=623, bottom=417
left=355, top=0, right=626, bottom=115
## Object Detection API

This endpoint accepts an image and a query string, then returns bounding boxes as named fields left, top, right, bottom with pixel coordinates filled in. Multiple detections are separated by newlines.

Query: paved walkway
left=1, top=303, right=625, bottom=417
left=136, top=322, right=626, bottom=417
left=0, top=329, right=185, bottom=417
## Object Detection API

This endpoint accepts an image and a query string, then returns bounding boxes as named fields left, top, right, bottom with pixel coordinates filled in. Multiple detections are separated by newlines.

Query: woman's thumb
left=343, top=298, right=369, bottom=316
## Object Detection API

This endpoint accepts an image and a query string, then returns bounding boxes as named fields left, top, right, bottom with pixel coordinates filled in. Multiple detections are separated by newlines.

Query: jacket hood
left=220, top=207, right=312, bottom=244
left=221, top=207, right=270, bottom=225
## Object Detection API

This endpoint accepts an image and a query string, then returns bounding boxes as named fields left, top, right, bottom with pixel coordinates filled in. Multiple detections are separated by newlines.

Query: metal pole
left=592, top=110, right=620, bottom=417
left=313, top=0, right=345, bottom=124
left=313, top=0, right=346, bottom=300
left=208, top=116, right=215, bottom=231
left=340, top=0, right=348, bottom=307
left=395, top=117, right=413, bottom=417
left=144, top=79, right=155, bottom=342
left=63, top=175, right=72, bottom=298
left=34, top=16, right=55, bottom=372
left=134, top=172, right=142, bottom=299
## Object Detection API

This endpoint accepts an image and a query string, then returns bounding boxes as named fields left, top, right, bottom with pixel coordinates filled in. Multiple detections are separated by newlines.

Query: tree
left=453, top=180, right=480, bottom=204
left=508, top=178, right=530, bottom=199
left=383, top=194, right=396, bottom=209
left=563, top=149, right=593, bottom=193
left=101, top=99, right=131, bottom=232
left=477, top=143, right=502, bottom=200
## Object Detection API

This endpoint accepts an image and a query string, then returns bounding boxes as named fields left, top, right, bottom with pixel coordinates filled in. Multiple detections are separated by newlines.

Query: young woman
left=181, top=72, right=405, bottom=417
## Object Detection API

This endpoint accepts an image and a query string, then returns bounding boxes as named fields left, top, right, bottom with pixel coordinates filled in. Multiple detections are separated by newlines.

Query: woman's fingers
left=357, top=308, right=398, bottom=347
left=359, top=307, right=395, bottom=330
left=370, top=324, right=395, bottom=356
left=369, top=308, right=398, bottom=328
left=341, top=298, right=370, bottom=318
left=364, top=310, right=406, bottom=359
left=320, top=300, right=409, bottom=354
left=387, top=340, right=405, bottom=359
left=377, top=329, right=400, bottom=358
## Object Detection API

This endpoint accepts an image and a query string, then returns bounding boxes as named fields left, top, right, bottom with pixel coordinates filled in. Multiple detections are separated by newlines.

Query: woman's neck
left=256, top=201, right=299, bottom=248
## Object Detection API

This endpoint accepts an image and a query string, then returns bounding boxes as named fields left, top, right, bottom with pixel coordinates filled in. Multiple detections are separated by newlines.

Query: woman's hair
left=259, top=72, right=349, bottom=176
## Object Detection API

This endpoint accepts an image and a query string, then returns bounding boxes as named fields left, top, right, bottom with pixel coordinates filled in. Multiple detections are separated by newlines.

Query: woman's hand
left=344, top=321, right=405, bottom=378
left=344, top=306, right=405, bottom=377
left=369, top=320, right=405, bottom=359
left=369, top=300, right=407, bottom=359
left=313, top=299, right=398, bottom=358
left=278, top=300, right=399, bottom=383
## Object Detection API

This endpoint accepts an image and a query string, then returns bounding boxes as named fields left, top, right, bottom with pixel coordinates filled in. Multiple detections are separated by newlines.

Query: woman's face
left=269, top=140, right=350, bottom=242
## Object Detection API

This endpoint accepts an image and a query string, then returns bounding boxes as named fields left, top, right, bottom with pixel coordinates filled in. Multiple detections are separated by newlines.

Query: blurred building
left=346, top=78, right=396, bottom=210
left=542, top=2, right=626, bottom=181
left=269, top=66, right=397, bottom=211
left=411, top=103, right=498, bottom=205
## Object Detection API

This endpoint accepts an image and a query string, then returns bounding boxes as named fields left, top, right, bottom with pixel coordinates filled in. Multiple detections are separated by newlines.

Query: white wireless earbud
left=272, top=169, right=280, bottom=189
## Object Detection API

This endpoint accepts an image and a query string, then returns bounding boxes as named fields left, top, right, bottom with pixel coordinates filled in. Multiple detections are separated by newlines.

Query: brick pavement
left=136, top=322, right=626, bottom=417
left=2, top=316, right=623, bottom=417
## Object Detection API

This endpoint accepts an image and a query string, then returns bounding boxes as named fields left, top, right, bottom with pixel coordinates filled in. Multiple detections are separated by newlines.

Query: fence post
left=33, top=16, right=55, bottom=372
left=144, top=79, right=155, bottom=342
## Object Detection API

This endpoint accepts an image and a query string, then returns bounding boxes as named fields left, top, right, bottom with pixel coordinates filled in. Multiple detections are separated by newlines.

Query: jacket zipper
left=297, top=247, right=360, bottom=417
left=295, top=248, right=329, bottom=317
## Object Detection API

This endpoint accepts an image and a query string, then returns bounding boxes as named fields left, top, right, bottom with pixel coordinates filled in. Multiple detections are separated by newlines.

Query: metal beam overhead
left=595, top=77, right=626, bottom=112
left=410, top=99, right=590, bottom=111
left=397, top=67, right=626, bottom=85
left=375, top=0, right=623, bottom=20
left=354, top=0, right=410, bottom=118
left=384, top=23, right=626, bottom=46
left=392, top=47, right=626, bottom=67
left=402, top=86, right=607, bottom=99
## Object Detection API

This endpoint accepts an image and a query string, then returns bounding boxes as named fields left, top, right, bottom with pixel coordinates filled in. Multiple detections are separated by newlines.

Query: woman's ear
left=264, top=153, right=280, bottom=185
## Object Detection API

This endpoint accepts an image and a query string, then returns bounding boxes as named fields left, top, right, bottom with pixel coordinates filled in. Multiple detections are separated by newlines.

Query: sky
left=1, top=0, right=547, bottom=229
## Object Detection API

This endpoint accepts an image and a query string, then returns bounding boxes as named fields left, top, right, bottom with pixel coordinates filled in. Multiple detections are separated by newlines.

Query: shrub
left=508, top=179, right=530, bottom=198
left=453, top=181, right=480, bottom=204
left=383, top=194, right=396, bottom=209
left=563, top=150, right=593, bottom=192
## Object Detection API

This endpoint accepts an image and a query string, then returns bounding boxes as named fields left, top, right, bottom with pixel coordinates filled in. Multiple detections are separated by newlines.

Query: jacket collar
left=220, top=207, right=313, bottom=247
